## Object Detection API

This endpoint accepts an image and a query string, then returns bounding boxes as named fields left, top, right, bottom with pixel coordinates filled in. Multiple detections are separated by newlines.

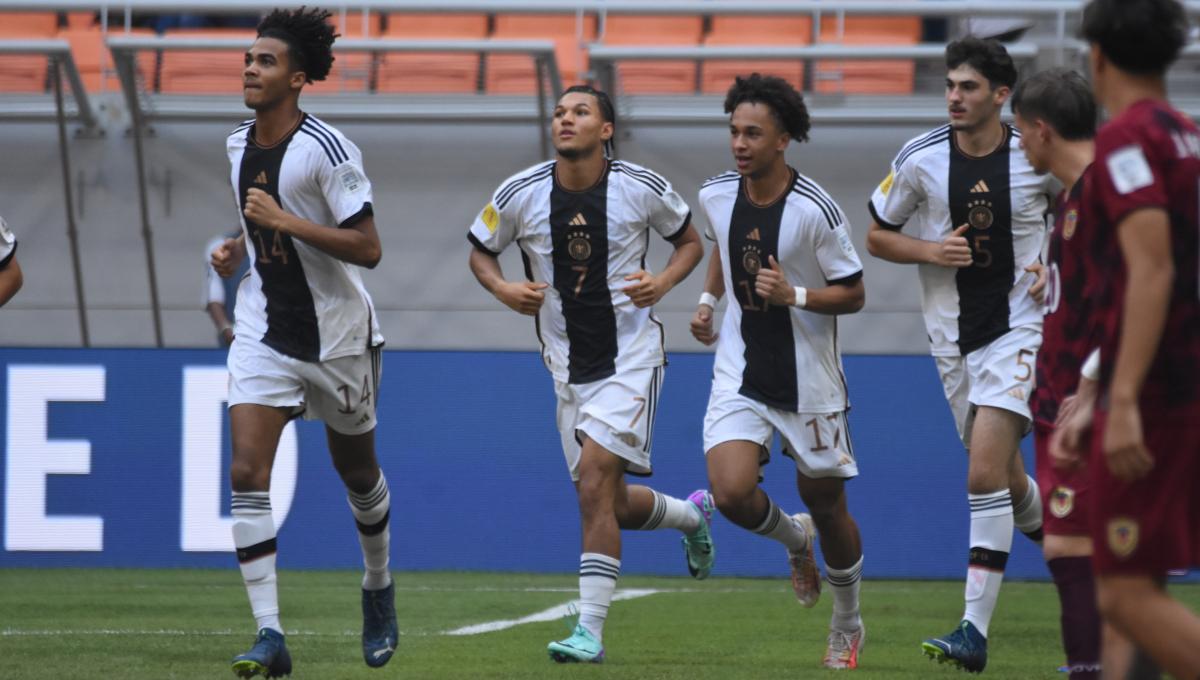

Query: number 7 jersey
left=698, top=168, right=863, bottom=413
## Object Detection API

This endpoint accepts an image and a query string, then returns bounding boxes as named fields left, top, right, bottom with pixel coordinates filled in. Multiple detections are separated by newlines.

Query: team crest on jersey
left=967, top=199, right=994, bottom=230
left=1062, top=209, right=1078, bottom=240
left=741, top=246, right=762, bottom=275
left=1107, top=517, right=1139, bottom=559
left=567, top=231, right=592, bottom=261
left=1049, top=486, right=1075, bottom=518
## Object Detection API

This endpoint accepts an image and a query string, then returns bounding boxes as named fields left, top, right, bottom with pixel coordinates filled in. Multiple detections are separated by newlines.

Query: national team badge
left=967, top=199, right=994, bottom=230
left=1049, top=486, right=1075, bottom=518
left=1062, top=209, right=1078, bottom=240
left=1107, top=517, right=1139, bottom=559
left=567, top=232, right=591, bottom=261
left=742, top=248, right=762, bottom=275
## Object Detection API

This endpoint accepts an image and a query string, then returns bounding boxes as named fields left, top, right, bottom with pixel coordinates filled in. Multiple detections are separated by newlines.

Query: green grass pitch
left=2, top=569, right=1196, bottom=679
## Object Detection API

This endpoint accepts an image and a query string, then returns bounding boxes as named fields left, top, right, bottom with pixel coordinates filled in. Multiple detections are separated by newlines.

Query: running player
left=467, top=85, right=711, bottom=664
left=1010, top=68, right=1102, bottom=680
left=865, top=37, right=1057, bottom=672
left=0, top=215, right=21, bottom=306
left=691, top=74, right=868, bottom=670
left=1054, top=1, right=1200, bottom=676
left=209, top=8, right=395, bottom=677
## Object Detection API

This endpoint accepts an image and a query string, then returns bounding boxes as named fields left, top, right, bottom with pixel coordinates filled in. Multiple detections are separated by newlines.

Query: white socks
left=964, top=490, right=1013, bottom=637
left=752, top=499, right=808, bottom=552
left=232, top=491, right=281, bottom=633
left=578, top=552, right=620, bottom=641
left=348, top=473, right=392, bottom=591
left=639, top=490, right=701, bottom=534
left=1012, top=474, right=1043, bottom=538
left=826, top=556, right=864, bottom=633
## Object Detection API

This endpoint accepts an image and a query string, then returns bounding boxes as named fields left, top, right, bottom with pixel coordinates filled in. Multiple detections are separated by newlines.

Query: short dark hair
left=560, top=84, right=616, bottom=126
left=723, top=73, right=811, bottom=143
left=256, top=7, right=338, bottom=83
left=1081, top=0, right=1189, bottom=76
left=946, top=37, right=1018, bottom=90
left=1010, top=68, right=1097, bottom=141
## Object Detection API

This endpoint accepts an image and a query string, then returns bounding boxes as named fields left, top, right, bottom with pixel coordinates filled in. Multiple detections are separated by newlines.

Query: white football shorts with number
left=555, top=366, right=663, bottom=482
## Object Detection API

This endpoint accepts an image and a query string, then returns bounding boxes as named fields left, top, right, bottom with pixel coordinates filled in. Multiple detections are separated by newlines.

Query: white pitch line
left=443, top=588, right=660, bottom=636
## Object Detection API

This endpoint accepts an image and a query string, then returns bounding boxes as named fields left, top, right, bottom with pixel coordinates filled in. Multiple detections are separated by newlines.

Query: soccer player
left=864, top=37, right=1057, bottom=672
left=691, top=74, right=868, bottom=670
left=1010, top=68, right=1103, bottom=680
left=1054, top=1, right=1200, bottom=676
left=0, top=215, right=22, bottom=306
left=205, top=228, right=251, bottom=346
left=209, top=8, right=395, bottom=677
left=467, top=85, right=710, bottom=664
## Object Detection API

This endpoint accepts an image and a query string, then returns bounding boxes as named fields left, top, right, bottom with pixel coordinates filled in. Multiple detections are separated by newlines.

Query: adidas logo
left=970, top=180, right=990, bottom=194
left=253, top=170, right=269, bottom=185
left=1007, top=387, right=1026, bottom=402
left=746, top=228, right=761, bottom=241
left=569, top=213, right=587, bottom=227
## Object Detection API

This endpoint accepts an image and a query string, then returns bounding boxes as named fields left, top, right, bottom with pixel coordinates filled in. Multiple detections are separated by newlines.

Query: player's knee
left=966, top=466, right=1006, bottom=495
left=710, top=484, right=754, bottom=518
left=229, top=460, right=269, bottom=492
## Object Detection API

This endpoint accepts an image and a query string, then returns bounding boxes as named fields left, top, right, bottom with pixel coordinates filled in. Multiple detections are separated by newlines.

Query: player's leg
left=1010, top=450, right=1044, bottom=545
left=1096, top=575, right=1200, bottom=678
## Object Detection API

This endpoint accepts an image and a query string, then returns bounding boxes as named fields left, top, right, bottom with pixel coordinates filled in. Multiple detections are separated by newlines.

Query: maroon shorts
left=1088, top=405, right=1200, bottom=575
left=1034, top=422, right=1091, bottom=536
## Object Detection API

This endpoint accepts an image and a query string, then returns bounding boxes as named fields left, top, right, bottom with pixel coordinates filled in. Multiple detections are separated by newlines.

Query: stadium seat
left=376, top=13, right=488, bottom=94
left=601, top=15, right=703, bottom=95
left=485, top=14, right=597, bottom=95
left=65, top=12, right=95, bottom=29
left=701, top=15, right=812, bottom=95
left=0, top=12, right=57, bottom=92
left=323, top=11, right=382, bottom=94
left=815, top=16, right=921, bottom=95
left=64, top=26, right=155, bottom=92
left=158, top=28, right=255, bottom=94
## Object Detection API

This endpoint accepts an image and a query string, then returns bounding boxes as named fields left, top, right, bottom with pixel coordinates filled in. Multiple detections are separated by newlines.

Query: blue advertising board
left=0, top=348, right=1052, bottom=579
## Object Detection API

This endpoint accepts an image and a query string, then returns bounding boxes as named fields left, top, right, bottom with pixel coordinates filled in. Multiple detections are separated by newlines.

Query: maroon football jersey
left=1084, top=99, right=1200, bottom=406
left=1033, top=166, right=1095, bottom=426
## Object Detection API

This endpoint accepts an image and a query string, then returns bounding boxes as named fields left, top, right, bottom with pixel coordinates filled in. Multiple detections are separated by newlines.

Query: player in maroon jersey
left=1055, top=0, right=1200, bottom=677
left=1011, top=68, right=1103, bottom=680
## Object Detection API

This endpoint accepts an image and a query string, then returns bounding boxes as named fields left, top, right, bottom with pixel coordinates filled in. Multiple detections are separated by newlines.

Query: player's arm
left=690, top=241, right=725, bottom=346
left=0, top=256, right=22, bottom=307
left=467, top=247, right=547, bottom=316
left=210, top=233, right=247, bottom=278
left=624, top=223, right=703, bottom=308
left=756, top=256, right=864, bottom=315
left=866, top=220, right=973, bottom=268
left=243, top=188, right=381, bottom=269
left=1104, top=207, right=1173, bottom=480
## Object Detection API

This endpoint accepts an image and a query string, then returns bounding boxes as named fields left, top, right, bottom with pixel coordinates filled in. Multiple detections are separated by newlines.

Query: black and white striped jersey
left=0, top=215, right=15, bottom=268
left=699, top=168, right=863, bottom=413
left=469, top=160, right=692, bottom=384
left=226, top=113, right=383, bottom=363
left=868, top=124, right=1057, bottom=356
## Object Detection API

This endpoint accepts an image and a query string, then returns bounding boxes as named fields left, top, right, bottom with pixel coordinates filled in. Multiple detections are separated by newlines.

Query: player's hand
left=1050, top=391, right=1094, bottom=471
left=220, top=326, right=235, bottom=346
left=1102, top=399, right=1154, bottom=481
left=210, top=237, right=245, bottom=278
left=1026, top=263, right=1047, bottom=305
left=496, top=280, right=548, bottom=316
left=755, top=256, right=795, bottom=306
left=933, top=224, right=974, bottom=268
left=623, top=270, right=667, bottom=308
left=244, top=187, right=288, bottom=231
left=690, top=303, right=719, bottom=346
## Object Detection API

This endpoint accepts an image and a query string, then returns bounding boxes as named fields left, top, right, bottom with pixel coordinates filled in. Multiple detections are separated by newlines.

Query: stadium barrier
left=0, top=348, right=1056, bottom=580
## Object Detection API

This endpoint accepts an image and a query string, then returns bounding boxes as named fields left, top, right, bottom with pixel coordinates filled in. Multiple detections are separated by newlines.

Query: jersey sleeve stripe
left=792, top=185, right=838, bottom=228
left=337, top=202, right=374, bottom=229
left=611, top=161, right=667, bottom=192
left=0, top=240, right=16, bottom=269
left=467, top=232, right=501, bottom=256
left=300, top=121, right=347, bottom=164
left=496, top=163, right=554, bottom=206
left=792, top=179, right=844, bottom=229
left=496, top=167, right=553, bottom=210
left=894, top=131, right=949, bottom=169
left=793, top=175, right=844, bottom=221
left=299, top=128, right=340, bottom=167
left=701, top=172, right=739, bottom=188
left=827, top=270, right=863, bottom=286
left=894, top=124, right=950, bottom=158
left=612, top=165, right=665, bottom=196
left=304, top=117, right=350, bottom=161
left=866, top=200, right=904, bottom=231
left=664, top=211, right=692, bottom=241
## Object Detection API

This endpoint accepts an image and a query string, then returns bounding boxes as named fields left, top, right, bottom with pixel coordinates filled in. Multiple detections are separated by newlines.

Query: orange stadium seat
left=0, top=12, right=57, bottom=92
left=64, top=27, right=155, bottom=92
left=702, top=15, right=812, bottom=95
left=814, top=16, right=921, bottom=95
left=601, top=15, right=703, bottom=95
left=485, top=14, right=596, bottom=95
left=376, top=13, right=488, bottom=94
left=65, top=12, right=95, bottom=29
left=322, top=11, right=382, bottom=94
left=158, top=28, right=255, bottom=94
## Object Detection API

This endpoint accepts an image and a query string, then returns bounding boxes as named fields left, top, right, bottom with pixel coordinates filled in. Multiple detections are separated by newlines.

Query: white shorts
left=703, top=388, right=858, bottom=480
left=555, top=366, right=664, bottom=482
left=227, top=337, right=381, bottom=436
left=935, top=325, right=1041, bottom=448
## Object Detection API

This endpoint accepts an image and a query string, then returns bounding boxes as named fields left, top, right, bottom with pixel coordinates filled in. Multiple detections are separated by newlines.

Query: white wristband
left=1080, top=348, right=1101, bottom=381
left=698, top=291, right=719, bottom=309
left=793, top=286, right=808, bottom=309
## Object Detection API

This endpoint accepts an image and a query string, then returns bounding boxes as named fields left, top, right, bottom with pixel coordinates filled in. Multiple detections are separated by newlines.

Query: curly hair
left=946, top=37, right=1018, bottom=90
left=1010, top=68, right=1097, bottom=141
left=723, top=73, right=810, bottom=143
left=1082, top=0, right=1188, bottom=76
left=256, top=6, right=339, bottom=83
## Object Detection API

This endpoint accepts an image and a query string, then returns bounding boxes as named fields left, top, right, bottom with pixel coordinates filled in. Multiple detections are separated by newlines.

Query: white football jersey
left=226, top=113, right=383, bottom=362
left=469, top=159, right=692, bottom=384
left=699, top=168, right=863, bottom=413
left=868, top=124, right=1057, bottom=356
left=0, top=215, right=15, bottom=268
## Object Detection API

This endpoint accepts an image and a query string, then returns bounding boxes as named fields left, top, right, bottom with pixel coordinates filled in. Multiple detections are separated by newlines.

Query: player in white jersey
left=865, top=38, right=1057, bottom=672
left=0, top=215, right=22, bottom=306
left=468, top=85, right=709, bottom=664
left=208, top=8, right=395, bottom=677
left=691, top=74, right=868, bottom=670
